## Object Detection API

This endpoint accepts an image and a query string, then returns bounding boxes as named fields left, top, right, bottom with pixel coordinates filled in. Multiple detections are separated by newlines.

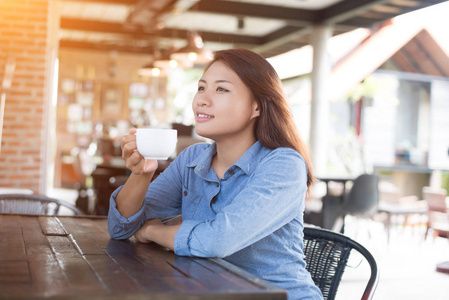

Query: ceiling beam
left=250, top=27, right=311, bottom=56
left=60, top=17, right=263, bottom=45
left=60, top=18, right=131, bottom=34
left=194, top=0, right=315, bottom=26
left=317, top=0, right=391, bottom=24
left=262, top=25, right=308, bottom=44
left=194, top=30, right=262, bottom=45
left=59, top=40, right=155, bottom=54
left=125, top=0, right=178, bottom=27
left=337, top=16, right=391, bottom=28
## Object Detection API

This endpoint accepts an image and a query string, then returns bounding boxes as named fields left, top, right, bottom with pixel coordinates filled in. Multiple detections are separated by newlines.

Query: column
left=309, top=24, right=332, bottom=176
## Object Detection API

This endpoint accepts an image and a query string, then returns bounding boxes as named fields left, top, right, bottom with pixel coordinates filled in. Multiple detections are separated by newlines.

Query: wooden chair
left=0, top=194, right=84, bottom=215
left=377, top=182, right=428, bottom=241
left=422, top=186, right=448, bottom=239
left=303, top=226, right=379, bottom=300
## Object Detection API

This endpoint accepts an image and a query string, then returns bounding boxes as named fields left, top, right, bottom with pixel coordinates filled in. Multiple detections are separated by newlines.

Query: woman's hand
left=121, top=128, right=158, bottom=175
left=134, top=218, right=163, bottom=243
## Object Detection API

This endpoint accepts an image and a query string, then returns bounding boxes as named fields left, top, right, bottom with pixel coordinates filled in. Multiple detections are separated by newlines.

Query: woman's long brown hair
left=204, top=48, right=314, bottom=187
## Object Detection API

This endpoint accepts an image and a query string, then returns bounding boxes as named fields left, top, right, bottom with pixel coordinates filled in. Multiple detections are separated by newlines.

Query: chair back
left=303, top=226, right=379, bottom=300
left=422, top=186, right=447, bottom=213
left=343, top=174, right=379, bottom=217
left=0, top=187, right=34, bottom=195
left=0, top=194, right=84, bottom=215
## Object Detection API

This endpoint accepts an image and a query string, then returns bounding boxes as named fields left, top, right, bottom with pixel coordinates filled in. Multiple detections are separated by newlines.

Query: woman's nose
left=195, top=93, right=210, bottom=107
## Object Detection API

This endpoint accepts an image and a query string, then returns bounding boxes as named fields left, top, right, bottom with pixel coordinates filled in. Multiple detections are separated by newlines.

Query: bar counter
left=0, top=214, right=286, bottom=299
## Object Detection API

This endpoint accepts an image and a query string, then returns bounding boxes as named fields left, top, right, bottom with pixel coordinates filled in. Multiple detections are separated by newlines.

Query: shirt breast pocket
left=181, top=187, right=202, bottom=219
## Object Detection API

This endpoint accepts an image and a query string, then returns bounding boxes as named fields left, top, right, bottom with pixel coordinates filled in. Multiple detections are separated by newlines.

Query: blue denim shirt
left=108, top=141, right=323, bottom=300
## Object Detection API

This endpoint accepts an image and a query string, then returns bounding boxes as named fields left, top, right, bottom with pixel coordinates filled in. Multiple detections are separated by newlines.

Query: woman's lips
left=196, top=112, right=214, bottom=122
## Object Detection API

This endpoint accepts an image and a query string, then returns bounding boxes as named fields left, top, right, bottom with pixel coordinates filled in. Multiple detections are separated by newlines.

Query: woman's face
left=192, top=61, right=259, bottom=141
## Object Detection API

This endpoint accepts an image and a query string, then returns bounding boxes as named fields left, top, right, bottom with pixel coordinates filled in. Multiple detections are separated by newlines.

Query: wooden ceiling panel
left=392, top=50, right=421, bottom=73
left=415, top=30, right=449, bottom=77
left=58, top=0, right=448, bottom=57
left=403, top=38, right=444, bottom=76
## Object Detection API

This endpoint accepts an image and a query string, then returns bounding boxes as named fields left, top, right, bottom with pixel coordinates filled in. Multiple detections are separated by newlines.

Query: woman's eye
left=198, top=86, right=205, bottom=91
left=217, top=87, right=228, bottom=92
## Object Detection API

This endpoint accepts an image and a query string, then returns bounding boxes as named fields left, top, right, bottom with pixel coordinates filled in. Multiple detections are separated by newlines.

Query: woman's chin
left=194, top=128, right=212, bottom=140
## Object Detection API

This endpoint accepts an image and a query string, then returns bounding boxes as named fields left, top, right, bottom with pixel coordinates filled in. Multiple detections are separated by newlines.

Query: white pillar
left=310, top=24, right=332, bottom=176
left=43, top=0, right=62, bottom=194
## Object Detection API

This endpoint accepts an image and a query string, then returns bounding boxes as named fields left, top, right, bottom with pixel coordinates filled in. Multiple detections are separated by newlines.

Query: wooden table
left=316, top=175, right=355, bottom=196
left=0, top=214, right=286, bottom=299
left=377, top=201, right=428, bottom=242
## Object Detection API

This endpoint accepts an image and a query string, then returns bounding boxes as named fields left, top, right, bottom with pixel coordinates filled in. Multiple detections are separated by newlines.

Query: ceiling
left=58, top=0, right=447, bottom=58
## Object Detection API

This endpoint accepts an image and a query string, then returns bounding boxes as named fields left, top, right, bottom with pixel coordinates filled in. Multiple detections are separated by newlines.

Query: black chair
left=321, top=174, right=379, bottom=232
left=303, top=226, right=379, bottom=300
left=0, top=194, right=84, bottom=215
left=342, top=174, right=379, bottom=217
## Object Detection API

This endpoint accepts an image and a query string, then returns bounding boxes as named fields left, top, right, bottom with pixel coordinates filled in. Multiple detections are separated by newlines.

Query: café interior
left=1, top=0, right=449, bottom=299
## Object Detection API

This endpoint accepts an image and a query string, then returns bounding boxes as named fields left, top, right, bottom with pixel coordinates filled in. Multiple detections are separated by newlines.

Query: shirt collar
left=187, top=141, right=266, bottom=178
left=187, top=143, right=216, bottom=178
left=233, top=141, right=264, bottom=175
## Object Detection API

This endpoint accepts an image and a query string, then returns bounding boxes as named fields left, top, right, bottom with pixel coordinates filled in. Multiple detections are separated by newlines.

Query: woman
left=108, top=48, right=323, bottom=300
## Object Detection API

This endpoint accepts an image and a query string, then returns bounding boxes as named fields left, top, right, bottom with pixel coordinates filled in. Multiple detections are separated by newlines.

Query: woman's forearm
left=115, top=172, right=154, bottom=218
left=147, top=224, right=181, bottom=251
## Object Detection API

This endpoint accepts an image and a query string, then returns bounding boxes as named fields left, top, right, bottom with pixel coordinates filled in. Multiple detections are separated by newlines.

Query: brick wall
left=0, top=0, right=50, bottom=193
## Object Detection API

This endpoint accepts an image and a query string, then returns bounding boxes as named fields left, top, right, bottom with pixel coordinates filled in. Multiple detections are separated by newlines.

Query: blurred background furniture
left=91, top=165, right=127, bottom=215
left=421, top=186, right=449, bottom=274
left=0, top=187, right=33, bottom=195
left=377, top=182, right=428, bottom=242
left=422, top=186, right=449, bottom=239
left=341, top=174, right=379, bottom=219
left=303, top=226, right=379, bottom=300
left=310, top=174, right=379, bottom=233
left=305, top=175, right=355, bottom=230
left=0, top=194, right=84, bottom=215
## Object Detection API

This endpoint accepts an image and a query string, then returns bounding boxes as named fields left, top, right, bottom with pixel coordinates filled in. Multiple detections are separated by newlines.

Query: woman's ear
left=251, top=102, right=260, bottom=118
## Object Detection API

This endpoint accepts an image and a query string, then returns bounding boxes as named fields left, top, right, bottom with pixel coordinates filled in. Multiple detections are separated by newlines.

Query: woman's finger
left=127, top=152, right=144, bottom=171
left=121, top=136, right=138, bottom=160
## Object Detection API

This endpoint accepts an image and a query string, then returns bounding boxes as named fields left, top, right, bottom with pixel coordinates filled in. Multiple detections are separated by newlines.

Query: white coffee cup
left=135, top=128, right=177, bottom=160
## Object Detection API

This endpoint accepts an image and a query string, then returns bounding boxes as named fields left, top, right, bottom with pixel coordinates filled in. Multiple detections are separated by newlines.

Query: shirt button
left=216, top=182, right=219, bottom=187
left=183, top=191, right=187, bottom=196
left=211, top=197, right=217, bottom=204
left=228, top=169, right=234, bottom=175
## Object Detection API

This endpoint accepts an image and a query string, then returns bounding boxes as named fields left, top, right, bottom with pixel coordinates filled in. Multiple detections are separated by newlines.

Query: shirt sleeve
left=107, top=185, right=147, bottom=240
left=108, top=151, right=186, bottom=240
left=174, top=148, right=307, bottom=257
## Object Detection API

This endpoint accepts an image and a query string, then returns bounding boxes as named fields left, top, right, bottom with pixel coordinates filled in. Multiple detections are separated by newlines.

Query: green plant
left=442, top=172, right=449, bottom=195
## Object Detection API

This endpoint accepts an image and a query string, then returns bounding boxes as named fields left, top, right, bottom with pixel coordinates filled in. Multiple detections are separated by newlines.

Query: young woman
left=108, top=48, right=323, bottom=300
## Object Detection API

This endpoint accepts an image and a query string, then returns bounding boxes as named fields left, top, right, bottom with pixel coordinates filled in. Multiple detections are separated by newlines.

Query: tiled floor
left=336, top=216, right=449, bottom=300
left=48, top=188, right=449, bottom=299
